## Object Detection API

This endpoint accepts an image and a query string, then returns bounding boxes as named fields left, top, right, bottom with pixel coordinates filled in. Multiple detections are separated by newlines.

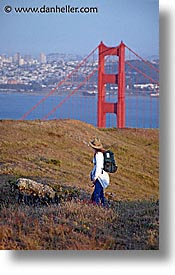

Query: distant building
left=19, top=58, right=25, bottom=66
left=13, top=52, right=20, bottom=65
left=24, top=54, right=32, bottom=64
left=39, top=52, right=46, bottom=64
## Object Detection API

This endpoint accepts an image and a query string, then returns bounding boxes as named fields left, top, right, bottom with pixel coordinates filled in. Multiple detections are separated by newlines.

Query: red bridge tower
left=98, top=41, right=126, bottom=128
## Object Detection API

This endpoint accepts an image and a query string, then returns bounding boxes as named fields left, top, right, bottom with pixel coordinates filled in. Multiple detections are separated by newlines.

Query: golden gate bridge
left=20, top=41, right=159, bottom=128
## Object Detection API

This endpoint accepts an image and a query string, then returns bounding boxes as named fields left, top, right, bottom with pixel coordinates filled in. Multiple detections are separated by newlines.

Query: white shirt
left=91, top=151, right=110, bottom=189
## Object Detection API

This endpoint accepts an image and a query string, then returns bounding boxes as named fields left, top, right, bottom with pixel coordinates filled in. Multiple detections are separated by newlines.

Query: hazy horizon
left=0, top=0, right=159, bottom=58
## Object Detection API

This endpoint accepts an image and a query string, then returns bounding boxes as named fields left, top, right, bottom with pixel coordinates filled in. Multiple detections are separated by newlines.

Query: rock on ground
left=16, top=178, right=56, bottom=199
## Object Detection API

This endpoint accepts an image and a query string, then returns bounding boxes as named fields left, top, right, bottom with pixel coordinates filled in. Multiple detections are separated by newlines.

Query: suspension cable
left=20, top=45, right=98, bottom=120
left=42, top=68, right=98, bottom=120
left=125, top=61, right=159, bottom=85
left=125, top=44, right=159, bottom=74
left=42, top=45, right=119, bottom=120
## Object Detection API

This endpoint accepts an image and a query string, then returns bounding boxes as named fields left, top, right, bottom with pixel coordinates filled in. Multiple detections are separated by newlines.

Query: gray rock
left=16, top=178, right=56, bottom=199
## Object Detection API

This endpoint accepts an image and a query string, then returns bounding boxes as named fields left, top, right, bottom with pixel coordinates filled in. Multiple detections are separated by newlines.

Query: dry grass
left=0, top=180, right=159, bottom=250
left=0, top=200, right=118, bottom=250
left=0, top=119, right=159, bottom=250
left=0, top=119, right=159, bottom=201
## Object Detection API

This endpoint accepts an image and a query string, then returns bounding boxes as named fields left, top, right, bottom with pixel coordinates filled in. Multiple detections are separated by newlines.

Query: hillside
left=0, top=119, right=159, bottom=201
left=0, top=119, right=159, bottom=249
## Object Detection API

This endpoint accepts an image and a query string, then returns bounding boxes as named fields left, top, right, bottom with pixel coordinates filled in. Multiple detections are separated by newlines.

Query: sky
left=0, top=0, right=159, bottom=58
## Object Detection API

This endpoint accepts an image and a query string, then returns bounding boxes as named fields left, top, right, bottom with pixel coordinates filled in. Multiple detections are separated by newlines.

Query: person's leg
left=100, top=188, right=105, bottom=206
left=92, top=180, right=102, bottom=205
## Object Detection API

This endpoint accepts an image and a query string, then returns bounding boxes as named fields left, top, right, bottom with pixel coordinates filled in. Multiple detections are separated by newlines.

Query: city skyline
left=0, top=0, right=159, bottom=58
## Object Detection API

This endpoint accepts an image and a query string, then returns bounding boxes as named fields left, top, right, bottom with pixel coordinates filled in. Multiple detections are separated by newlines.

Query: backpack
left=103, top=150, right=118, bottom=173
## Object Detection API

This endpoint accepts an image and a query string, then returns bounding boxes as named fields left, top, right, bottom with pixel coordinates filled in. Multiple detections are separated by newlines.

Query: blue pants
left=91, top=179, right=105, bottom=205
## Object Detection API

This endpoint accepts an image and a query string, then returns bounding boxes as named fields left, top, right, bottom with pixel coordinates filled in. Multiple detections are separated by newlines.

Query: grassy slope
left=0, top=119, right=159, bottom=201
left=0, top=120, right=159, bottom=250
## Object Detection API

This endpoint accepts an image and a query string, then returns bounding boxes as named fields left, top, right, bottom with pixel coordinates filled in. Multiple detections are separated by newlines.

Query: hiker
left=89, top=137, right=109, bottom=206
